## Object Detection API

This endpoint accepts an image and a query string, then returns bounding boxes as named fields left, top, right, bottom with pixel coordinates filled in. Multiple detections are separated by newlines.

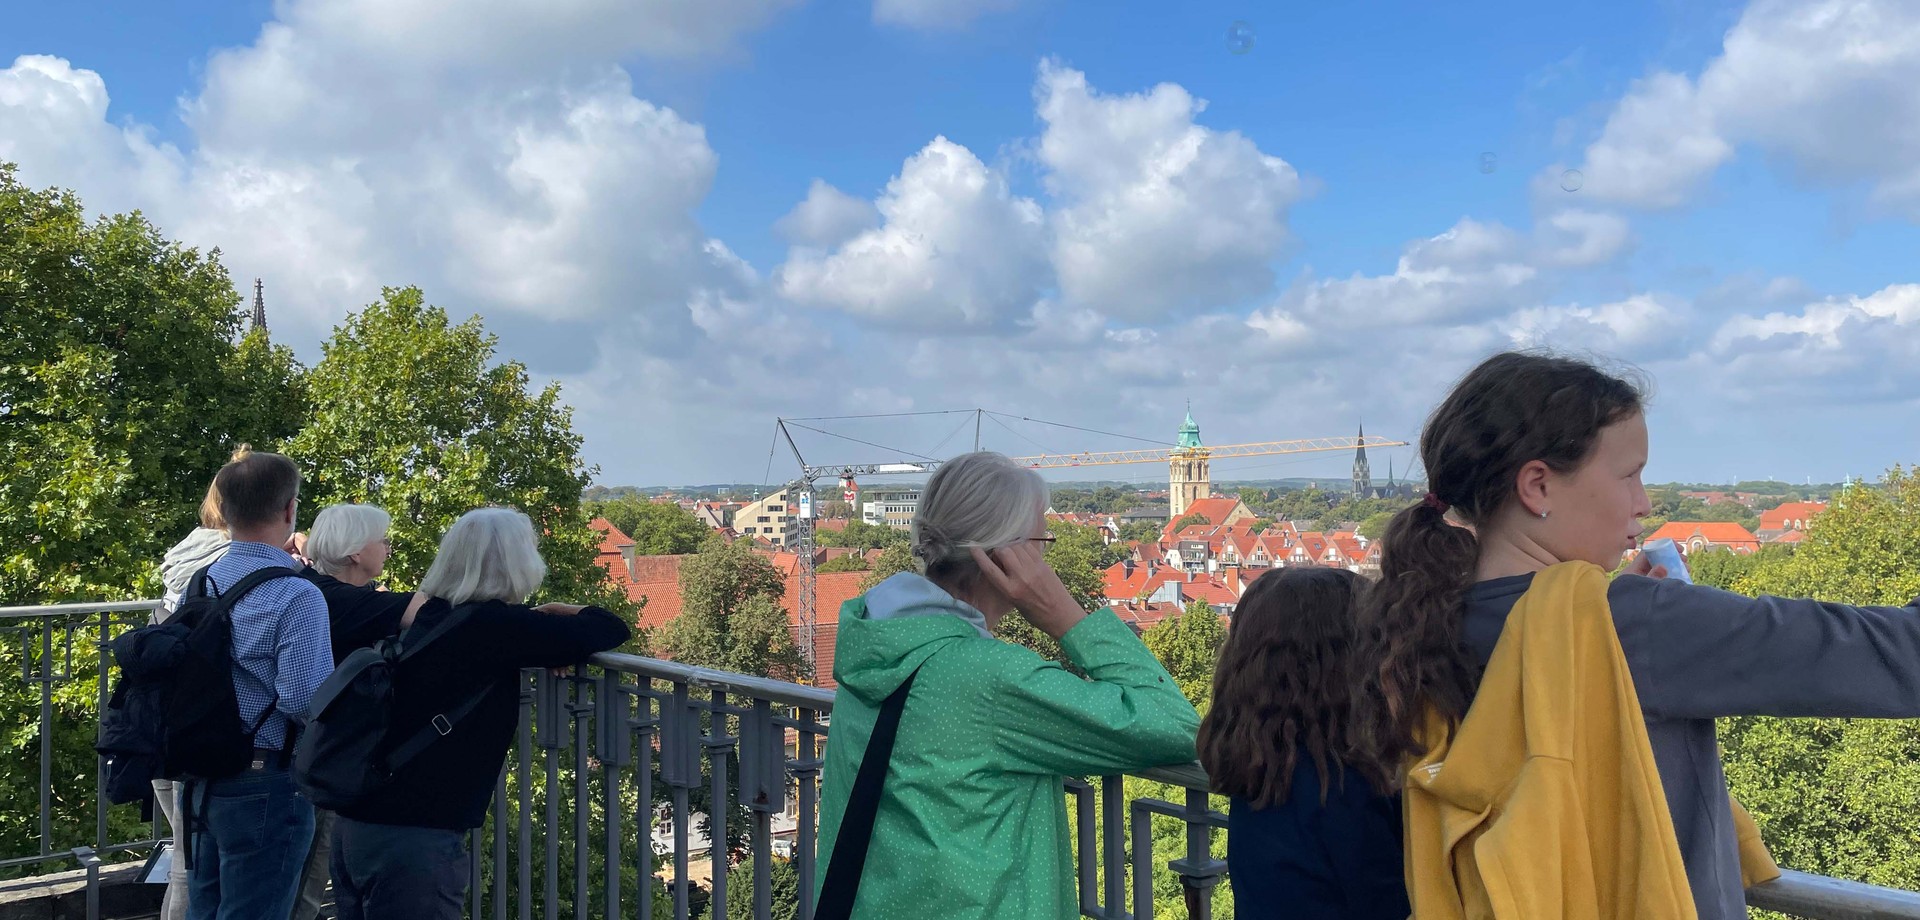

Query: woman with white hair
left=327, top=507, right=630, bottom=920
left=290, top=504, right=429, bottom=920
left=814, top=451, right=1200, bottom=920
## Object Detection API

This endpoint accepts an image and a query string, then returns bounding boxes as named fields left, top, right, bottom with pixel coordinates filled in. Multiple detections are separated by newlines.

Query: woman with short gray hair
left=815, top=451, right=1199, bottom=919
left=326, top=507, right=629, bottom=920
left=290, top=503, right=427, bottom=920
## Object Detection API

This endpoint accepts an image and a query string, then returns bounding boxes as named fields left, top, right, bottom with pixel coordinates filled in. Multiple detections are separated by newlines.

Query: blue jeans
left=331, top=817, right=469, bottom=920
left=184, top=764, right=314, bottom=920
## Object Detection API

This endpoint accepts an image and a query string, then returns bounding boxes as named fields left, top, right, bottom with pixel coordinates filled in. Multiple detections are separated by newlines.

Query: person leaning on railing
left=147, top=448, right=249, bottom=920
left=326, top=507, right=629, bottom=920
left=1350, top=351, right=1920, bottom=920
left=288, top=503, right=432, bottom=920
left=813, top=451, right=1201, bottom=920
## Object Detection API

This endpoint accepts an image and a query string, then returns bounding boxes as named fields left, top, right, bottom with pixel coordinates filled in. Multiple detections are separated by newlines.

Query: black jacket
left=299, top=567, right=414, bottom=664
left=97, top=620, right=191, bottom=805
left=332, top=598, right=630, bottom=830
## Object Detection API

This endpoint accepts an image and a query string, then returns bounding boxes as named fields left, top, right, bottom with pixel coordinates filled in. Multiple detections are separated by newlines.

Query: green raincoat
left=815, top=573, right=1200, bottom=919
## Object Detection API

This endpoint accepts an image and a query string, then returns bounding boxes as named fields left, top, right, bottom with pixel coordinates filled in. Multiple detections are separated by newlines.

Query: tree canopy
left=590, top=496, right=711, bottom=556
left=654, top=536, right=809, bottom=681
left=1716, top=467, right=1920, bottom=897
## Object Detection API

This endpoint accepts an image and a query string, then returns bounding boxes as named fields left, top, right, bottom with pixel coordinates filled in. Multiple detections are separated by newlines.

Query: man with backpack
left=181, top=452, right=333, bottom=920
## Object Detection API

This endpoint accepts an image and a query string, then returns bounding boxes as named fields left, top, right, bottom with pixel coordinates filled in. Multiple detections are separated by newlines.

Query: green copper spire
left=1177, top=403, right=1203, bottom=450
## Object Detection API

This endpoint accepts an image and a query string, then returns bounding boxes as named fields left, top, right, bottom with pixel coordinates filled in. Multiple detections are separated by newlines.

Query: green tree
left=1053, top=519, right=1128, bottom=571
left=816, top=520, right=908, bottom=550
left=1716, top=467, right=1920, bottom=899
left=1119, top=520, right=1164, bottom=544
left=284, top=286, right=626, bottom=612
left=858, top=544, right=917, bottom=591
left=1357, top=511, right=1396, bottom=541
left=723, top=856, right=801, bottom=920
left=818, top=553, right=870, bottom=573
left=0, top=164, right=305, bottom=605
left=592, top=497, right=711, bottom=556
left=1141, top=599, right=1227, bottom=706
left=0, top=166, right=305, bottom=867
left=1685, top=545, right=1790, bottom=591
left=655, top=536, right=809, bottom=681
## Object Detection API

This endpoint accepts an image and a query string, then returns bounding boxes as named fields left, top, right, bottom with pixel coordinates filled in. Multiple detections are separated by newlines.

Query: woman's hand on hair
left=535, top=602, right=586, bottom=616
left=970, top=543, right=1086, bottom=641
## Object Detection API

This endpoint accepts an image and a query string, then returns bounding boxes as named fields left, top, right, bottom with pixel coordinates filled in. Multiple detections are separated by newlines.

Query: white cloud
left=775, top=179, right=880, bottom=247
left=0, top=56, right=185, bottom=218
left=1256, top=218, right=1541, bottom=331
left=1037, top=61, right=1301, bottom=322
left=872, top=0, right=1026, bottom=30
left=774, top=136, right=1048, bottom=329
left=1, top=0, right=774, bottom=346
left=1534, top=209, right=1635, bottom=268
left=1569, top=0, right=1920, bottom=214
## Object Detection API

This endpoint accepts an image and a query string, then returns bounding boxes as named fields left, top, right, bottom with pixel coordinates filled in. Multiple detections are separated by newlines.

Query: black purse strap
left=814, top=666, right=924, bottom=920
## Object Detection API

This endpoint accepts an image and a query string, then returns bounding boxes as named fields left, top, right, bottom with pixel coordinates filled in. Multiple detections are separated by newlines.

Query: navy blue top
left=1226, top=744, right=1409, bottom=920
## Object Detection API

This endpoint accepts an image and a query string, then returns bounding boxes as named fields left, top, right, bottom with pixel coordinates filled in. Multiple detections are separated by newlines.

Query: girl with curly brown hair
left=1199, top=567, right=1409, bottom=919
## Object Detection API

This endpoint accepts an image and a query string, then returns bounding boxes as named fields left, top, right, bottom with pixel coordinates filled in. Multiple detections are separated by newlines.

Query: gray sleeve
left=1609, top=575, right=1920, bottom=720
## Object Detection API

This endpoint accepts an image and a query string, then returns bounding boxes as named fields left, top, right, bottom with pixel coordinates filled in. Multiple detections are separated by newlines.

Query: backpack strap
left=378, top=604, right=483, bottom=774
left=394, top=603, right=477, bottom=664
left=208, top=566, right=306, bottom=749
left=814, top=664, right=925, bottom=920
left=208, top=566, right=304, bottom=614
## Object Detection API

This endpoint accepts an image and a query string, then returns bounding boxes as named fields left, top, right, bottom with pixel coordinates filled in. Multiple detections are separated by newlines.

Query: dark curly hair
left=1348, top=351, right=1644, bottom=786
left=1199, top=566, right=1381, bottom=807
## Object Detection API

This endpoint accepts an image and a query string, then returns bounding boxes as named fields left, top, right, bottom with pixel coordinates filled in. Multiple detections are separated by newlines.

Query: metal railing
left=6, top=601, right=1920, bottom=919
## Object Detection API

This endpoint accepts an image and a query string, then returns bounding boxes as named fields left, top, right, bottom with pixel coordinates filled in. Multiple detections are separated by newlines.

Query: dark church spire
left=250, top=278, right=268, bottom=335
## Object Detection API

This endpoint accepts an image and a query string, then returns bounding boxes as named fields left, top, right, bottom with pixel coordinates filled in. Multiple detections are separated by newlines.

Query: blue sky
left=4, top=0, right=1917, bottom=488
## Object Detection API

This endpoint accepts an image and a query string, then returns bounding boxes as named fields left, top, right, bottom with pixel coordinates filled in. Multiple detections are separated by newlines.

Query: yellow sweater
left=1403, top=562, right=1778, bottom=920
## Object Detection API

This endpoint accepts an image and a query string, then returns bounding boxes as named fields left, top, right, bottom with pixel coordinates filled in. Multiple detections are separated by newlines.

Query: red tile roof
left=1102, top=561, right=1182, bottom=602
left=1646, top=521, right=1761, bottom=554
left=1162, top=497, right=1248, bottom=539
left=1759, top=501, right=1827, bottom=533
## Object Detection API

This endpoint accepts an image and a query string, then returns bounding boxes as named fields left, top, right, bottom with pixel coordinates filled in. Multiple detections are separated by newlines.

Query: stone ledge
left=0, top=862, right=162, bottom=920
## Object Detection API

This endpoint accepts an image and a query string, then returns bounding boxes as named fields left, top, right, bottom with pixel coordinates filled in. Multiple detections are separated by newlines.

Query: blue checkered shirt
left=204, top=541, right=333, bottom=750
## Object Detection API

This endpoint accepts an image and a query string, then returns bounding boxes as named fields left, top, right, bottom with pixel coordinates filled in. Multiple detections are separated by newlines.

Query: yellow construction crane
left=775, top=413, right=1410, bottom=675
left=1009, top=435, right=1407, bottom=468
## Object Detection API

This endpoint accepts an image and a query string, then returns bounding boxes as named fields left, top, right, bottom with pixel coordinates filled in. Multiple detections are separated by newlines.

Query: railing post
left=535, top=669, right=565, bottom=920
left=794, top=708, right=823, bottom=920
left=634, top=681, right=659, bottom=920
left=570, top=674, right=592, bottom=919
left=39, top=621, right=55, bottom=858
left=1167, top=788, right=1226, bottom=920
left=596, top=670, right=630, bottom=920
left=707, top=690, right=735, bottom=920
left=71, top=846, right=101, bottom=920
left=663, top=681, right=701, bottom=920
left=1101, top=775, right=1126, bottom=914
left=741, top=700, right=785, bottom=920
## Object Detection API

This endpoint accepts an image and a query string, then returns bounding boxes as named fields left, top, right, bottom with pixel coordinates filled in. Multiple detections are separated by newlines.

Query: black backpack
left=163, top=565, right=305, bottom=779
left=97, top=619, right=190, bottom=805
left=294, top=603, right=483, bottom=811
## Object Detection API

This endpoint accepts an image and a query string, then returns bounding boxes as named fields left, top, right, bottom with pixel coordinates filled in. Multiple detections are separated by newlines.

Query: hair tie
left=1422, top=492, right=1449, bottom=513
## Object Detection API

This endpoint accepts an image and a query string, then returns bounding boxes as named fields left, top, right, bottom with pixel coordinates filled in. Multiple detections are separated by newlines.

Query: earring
left=1538, top=511, right=1550, bottom=519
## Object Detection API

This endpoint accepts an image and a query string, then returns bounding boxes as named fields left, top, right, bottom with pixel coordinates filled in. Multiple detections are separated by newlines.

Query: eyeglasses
left=1029, top=534, right=1057, bottom=544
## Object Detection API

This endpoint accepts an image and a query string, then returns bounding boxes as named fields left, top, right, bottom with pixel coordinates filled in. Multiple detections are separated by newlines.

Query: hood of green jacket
left=833, top=573, right=989, bottom=707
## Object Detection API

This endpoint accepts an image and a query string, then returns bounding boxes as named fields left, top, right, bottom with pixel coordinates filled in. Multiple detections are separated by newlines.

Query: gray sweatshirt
left=157, top=527, right=231, bottom=618
left=1465, top=573, right=1920, bottom=920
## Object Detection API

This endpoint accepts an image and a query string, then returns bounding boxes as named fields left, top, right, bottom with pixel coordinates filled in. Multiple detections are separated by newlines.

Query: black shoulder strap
left=185, top=563, right=217, bottom=602
left=379, top=605, right=483, bottom=773
left=210, top=566, right=304, bottom=616
left=814, top=665, right=924, bottom=920
left=394, top=603, right=476, bottom=665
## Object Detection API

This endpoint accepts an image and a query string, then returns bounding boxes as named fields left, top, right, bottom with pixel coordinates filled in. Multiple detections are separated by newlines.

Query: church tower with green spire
left=1170, top=404, right=1211, bottom=517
